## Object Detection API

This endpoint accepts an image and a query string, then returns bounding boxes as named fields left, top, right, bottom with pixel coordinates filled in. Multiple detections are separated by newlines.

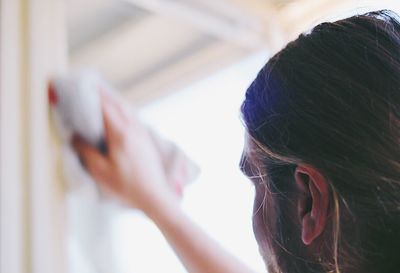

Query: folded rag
left=49, top=70, right=199, bottom=198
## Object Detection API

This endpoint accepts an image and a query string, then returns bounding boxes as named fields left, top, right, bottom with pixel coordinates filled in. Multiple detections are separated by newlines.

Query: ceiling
left=66, top=0, right=400, bottom=105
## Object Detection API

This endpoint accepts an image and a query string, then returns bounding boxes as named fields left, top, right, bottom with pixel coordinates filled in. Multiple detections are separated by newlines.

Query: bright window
left=111, top=51, right=269, bottom=273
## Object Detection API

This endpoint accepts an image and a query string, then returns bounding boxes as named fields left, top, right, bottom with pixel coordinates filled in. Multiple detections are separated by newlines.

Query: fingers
left=100, top=92, right=127, bottom=148
left=72, top=136, right=111, bottom=185
left=101, top=90, right=130, bottom=122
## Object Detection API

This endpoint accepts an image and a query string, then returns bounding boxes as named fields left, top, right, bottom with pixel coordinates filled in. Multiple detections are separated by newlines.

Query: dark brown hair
left=240, top=10, right=400, bottom=273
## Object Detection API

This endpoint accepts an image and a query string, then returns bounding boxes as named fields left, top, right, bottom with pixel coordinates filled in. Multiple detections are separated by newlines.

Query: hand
left=73, top=92, right=178, bottom=214
left=73, top=92, right=255, bottom=273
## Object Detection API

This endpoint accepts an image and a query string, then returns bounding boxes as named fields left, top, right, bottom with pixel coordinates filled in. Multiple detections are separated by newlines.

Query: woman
left=74, top=10, right=400, bottom=273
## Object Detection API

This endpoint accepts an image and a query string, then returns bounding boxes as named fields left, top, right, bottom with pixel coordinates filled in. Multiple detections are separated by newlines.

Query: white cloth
left=49, top=70, right=199, bottom=273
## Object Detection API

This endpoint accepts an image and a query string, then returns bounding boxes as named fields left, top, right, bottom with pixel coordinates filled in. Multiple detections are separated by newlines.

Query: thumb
left=72, top=135, right=111, bottom=185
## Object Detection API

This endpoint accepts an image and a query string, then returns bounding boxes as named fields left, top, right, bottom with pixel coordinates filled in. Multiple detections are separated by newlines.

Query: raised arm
left=73, top=92, right=256, bottom=273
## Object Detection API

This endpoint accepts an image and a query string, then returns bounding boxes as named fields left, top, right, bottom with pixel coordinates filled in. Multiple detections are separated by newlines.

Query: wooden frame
left=0, top=0, right=67, bottom=272
left=0, top=0, right=25, bottom=272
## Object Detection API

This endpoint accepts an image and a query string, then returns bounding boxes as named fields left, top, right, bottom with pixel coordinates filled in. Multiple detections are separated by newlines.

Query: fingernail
left=48, top=82, right=58, bottom=105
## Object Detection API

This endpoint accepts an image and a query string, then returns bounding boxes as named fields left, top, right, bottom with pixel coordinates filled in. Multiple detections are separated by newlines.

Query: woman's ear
left=295, top=165, right=330, bottom=245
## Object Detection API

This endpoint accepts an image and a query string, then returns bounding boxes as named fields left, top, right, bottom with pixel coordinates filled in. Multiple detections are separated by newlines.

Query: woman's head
left=240, top=10, right=400, bottom=273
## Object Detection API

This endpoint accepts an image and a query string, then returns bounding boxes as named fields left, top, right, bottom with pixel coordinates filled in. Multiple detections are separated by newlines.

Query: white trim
left=26, top=0, right=68, bottom=272
left=0, top=0, right=68, bottom=272
left=0, top=0, right=26, bottom=272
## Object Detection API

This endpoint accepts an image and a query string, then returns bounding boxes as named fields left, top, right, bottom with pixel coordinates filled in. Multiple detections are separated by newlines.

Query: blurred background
left=2, top=0, right=400, bottom=273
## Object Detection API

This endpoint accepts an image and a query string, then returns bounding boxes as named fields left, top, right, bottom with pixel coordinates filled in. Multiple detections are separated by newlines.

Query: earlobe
left=295, top=165, right=330, bottom=245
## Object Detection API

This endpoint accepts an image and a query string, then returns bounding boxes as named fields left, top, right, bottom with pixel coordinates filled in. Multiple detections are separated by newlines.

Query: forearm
left=144, top=196, right=255, bottom=273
